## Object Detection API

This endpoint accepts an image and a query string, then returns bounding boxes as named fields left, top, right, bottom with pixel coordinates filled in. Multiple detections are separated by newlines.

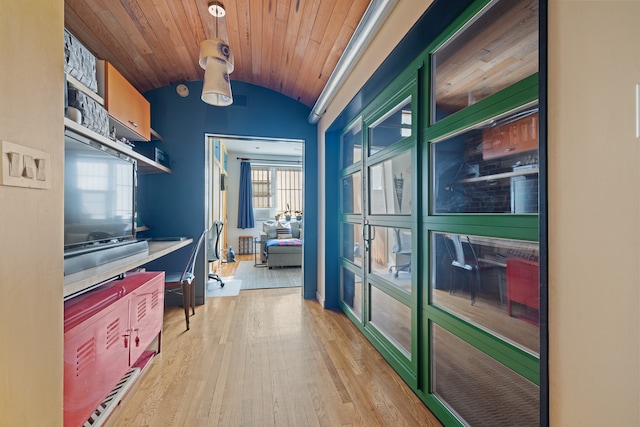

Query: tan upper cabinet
left=482, top=112, right=538, bottom=160
left=97, top=60, right=150, bottom=141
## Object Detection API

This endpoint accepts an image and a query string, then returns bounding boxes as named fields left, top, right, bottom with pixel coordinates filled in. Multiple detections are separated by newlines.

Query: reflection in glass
left=431, top=0, right=539, bottom=122
left=341, top=120, right=362, bottom=168
left=431, top=324, right=539, bottom=426
left=341, top=222, right=363, bottom=267
left=341, top=267, right=362, bottom=320
left=431, top=232, right=539, bottom=355
left=370, top=285, right=411, bottom=357
left=341, top=172, right=362, bottom=214
left=369, top=150, right=412, bottom=215
left=369, top=226, right=412, bottom=293
left=369, top=97, right=412, bottom=155
left=432, top=108, right=539, bottom=214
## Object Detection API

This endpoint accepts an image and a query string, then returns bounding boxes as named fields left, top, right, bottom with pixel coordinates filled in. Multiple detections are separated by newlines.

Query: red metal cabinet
left=506, top=257, right=539, bottom=325
left=64, top=272, right=164, bottom=427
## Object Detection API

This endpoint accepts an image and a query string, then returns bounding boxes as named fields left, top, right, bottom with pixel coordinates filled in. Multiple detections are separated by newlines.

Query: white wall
left=0, top=1, right=64, bottom=425
left=316, top=0, right=434, bottom=304
left=548, top=1, right=640, bottom=425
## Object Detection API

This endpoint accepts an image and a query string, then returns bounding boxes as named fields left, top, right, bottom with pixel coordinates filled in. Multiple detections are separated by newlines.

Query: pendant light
left=199, top=1, right=234, bottom=106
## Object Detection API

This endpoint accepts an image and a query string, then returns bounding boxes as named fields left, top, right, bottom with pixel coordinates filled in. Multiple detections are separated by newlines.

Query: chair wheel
left=220, top=282, right=225, bottom=288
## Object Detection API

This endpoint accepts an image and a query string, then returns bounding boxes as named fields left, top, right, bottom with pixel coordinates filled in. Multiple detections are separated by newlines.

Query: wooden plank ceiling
left=64, top=0, right=371, bottom=108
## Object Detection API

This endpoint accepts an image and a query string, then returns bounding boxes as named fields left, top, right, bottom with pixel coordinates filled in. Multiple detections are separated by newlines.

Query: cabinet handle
left=504, top=147, right=515, bottom=152
left=128, top=120, right=139, bottom=128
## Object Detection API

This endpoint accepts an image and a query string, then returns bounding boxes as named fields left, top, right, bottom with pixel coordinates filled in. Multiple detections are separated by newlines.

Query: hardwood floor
left=108, top=258, right=442, bottom=427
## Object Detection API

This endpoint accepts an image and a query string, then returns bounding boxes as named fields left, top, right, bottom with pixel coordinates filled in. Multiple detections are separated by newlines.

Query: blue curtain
left=237, top=161, right=255, bottom=229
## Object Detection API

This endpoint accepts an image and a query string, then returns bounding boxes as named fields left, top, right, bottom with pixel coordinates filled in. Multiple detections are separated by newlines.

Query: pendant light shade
left=199, top=38, right=233, bottom=106
left=200, top=2, right=234, bottom=106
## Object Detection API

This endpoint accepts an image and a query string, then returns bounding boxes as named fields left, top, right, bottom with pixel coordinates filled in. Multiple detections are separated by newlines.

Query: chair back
left=179, top=229, right=208, bottom=282
left=207, top=221, right=224, bottom=262
left=444, top=234, right=473, bottom=270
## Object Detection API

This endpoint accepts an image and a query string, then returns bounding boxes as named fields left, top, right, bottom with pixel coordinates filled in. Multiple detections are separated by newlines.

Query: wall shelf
left=64, top=117, right=171, bottom=174
left=66, top=73, right=104, bottom=105
left=456, top=167, right=538, bottom=184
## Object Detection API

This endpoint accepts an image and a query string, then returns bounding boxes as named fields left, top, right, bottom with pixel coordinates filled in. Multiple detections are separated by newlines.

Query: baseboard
left=316, top=290, right=325, bottom=308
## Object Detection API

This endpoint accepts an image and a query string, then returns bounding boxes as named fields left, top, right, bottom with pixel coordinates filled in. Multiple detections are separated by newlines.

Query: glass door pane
left=369, top=150, right=412, bottom=215
left=431, top=232, right=540, bottom=355
left=431, top=0, right=539, bottom=123
left=341, top=172, right=362, bottom=214
left=369, top=97, right=412, bottom=155
left=432, top=106, right=539, bottom=214
left=369, top=226, right=413, bottom=294
left=431, top=324, right=539, bottom=426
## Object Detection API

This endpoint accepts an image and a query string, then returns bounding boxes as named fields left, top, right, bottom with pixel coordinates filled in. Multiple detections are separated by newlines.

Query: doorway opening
left=205, top=134, right=305, bottom=293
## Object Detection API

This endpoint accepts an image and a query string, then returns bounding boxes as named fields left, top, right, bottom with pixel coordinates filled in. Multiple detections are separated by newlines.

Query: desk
left=64, top=239, right=193, bottom=298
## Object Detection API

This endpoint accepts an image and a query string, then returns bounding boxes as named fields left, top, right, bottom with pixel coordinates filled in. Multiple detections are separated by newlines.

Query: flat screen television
left=64, top=130, right=137, bottom=254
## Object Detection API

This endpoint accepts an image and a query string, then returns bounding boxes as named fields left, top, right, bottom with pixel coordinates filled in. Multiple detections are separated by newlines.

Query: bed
left=259, top=220, right=303, bottom=268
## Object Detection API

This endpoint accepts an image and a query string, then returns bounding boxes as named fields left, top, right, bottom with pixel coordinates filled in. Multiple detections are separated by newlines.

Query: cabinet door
left=64, top=299, right=130, bottom=427
left=128, top=272, right=164, bottom=365
left=101, top=61, right=151, bottom=141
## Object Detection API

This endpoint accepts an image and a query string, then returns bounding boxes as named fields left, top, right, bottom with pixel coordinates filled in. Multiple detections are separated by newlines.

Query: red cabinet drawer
left=64, top=272, right=164, bottom=427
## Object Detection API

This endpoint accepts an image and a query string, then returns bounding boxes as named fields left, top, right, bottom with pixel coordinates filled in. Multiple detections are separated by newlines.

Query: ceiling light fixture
left=199, top=1, right=234, bottom=106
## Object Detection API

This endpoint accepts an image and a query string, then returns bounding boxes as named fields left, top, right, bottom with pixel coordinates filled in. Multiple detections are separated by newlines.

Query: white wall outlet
left=1, top=140, right=51, bottom=189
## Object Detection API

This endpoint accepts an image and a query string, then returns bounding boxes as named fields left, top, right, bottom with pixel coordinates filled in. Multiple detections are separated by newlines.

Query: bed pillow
left=263, top=220, right=278, bottom=239
left=289, top=221, right=301, bottom=238
left=276, top=222, right=293, bottom=239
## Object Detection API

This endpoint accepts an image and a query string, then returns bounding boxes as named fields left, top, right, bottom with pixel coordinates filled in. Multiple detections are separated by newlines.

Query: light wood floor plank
left=107, top=264, right=442, bottom=427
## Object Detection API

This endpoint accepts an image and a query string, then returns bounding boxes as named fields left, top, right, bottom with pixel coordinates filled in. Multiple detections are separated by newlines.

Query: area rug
left=232, top=261, right=301, bottom=290
left=206, top=279, right=241, bottom=297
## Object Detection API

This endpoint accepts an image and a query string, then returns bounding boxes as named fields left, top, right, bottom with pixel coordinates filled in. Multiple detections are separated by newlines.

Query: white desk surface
left=64, top=239, right=193, bottom=298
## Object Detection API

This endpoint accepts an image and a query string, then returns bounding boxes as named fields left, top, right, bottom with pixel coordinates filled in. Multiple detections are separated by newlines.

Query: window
left=251, top=165, right=302, bottom=214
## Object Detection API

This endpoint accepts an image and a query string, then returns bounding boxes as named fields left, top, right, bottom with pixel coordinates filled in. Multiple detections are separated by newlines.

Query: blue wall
left=140, top=81, right=318, bottom=303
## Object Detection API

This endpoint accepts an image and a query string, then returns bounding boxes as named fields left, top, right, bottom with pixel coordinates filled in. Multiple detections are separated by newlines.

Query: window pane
left=276, top=167, right=302, bottom=215
left=341, top=267, right=362, bottom=320
left=432, top=108, right=538, bottom=214
left=342, top=120, right=363, bottom=168
left=369, top=226, right=412, bottom=294
left=431, top=232, right=539, bottom=355
left=341, top=172, right=362, bottom=214
left=431, top=0, right=538, bottom=122
left=369, top=97, right=412, bottom=155
left=251, top=167, right=272, bottom=208
left=369, top=150, right=412, bottom=215
left=341, top=222, right=364, bottom=267
left=370, top=285, right=411, bottom=358
left=431, top=324, right=539, bottom=426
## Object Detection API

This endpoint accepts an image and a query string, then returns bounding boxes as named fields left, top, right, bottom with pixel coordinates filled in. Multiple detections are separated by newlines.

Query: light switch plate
left=1, top=140, right=51, bottom=189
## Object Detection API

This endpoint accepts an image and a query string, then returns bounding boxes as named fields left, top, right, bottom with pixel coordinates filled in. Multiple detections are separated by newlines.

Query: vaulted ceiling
left=64, top=0, right=371, bottom=108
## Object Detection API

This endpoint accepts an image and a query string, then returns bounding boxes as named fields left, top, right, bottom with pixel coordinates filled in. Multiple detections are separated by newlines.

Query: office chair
left=389, top=228, right=411, bottom=278
left=443, top=234, right=503, bottom=305
left=164, top=228, right=208, bottom=331
left=207, top=221, right=225, bottom=288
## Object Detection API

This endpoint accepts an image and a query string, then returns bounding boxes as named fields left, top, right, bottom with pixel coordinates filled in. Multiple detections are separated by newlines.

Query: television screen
left=64, top=131, right=136, bottom=251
